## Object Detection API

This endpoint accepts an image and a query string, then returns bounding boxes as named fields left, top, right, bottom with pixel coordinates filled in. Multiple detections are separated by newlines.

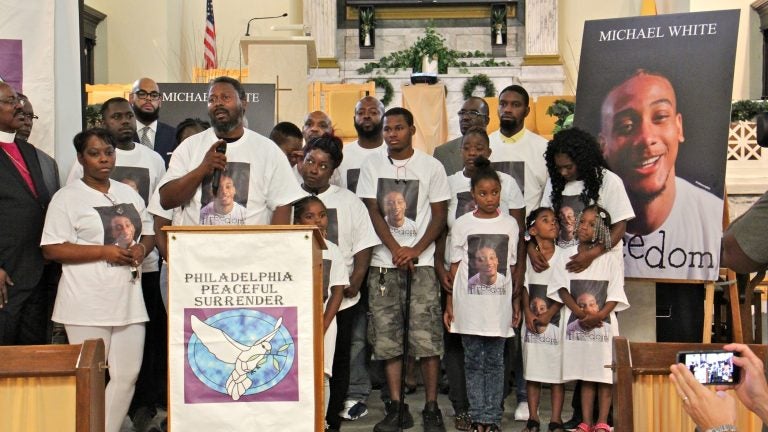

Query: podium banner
left=167, top=228, right=320, bottom=430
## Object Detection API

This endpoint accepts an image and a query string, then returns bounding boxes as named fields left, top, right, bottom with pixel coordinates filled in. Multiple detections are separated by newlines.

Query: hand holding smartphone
left=677, top=350, right=741, bottom=385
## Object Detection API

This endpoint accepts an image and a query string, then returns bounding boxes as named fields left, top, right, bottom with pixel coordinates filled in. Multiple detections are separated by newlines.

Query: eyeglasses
left=20, top=113, right=38, bottom=121
left=0, top=97, right=25, bottom=107
left=134, top=90, right=161, bottom=101
left=207, top=93, right=235, bottom=105
left=457, top=110, right=486, bottom=118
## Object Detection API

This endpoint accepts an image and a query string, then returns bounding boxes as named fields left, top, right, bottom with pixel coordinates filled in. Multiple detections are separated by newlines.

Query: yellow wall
left=85, top=0, right=302, bottom=83
left=559, top=0, right=762, bottom=99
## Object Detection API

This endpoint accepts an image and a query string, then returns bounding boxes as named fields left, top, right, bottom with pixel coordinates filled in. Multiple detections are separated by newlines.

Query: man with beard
left=599, top=70, right=722, bottom=280
left=0, top=82, right=51, bottom=345
left=488, top=85, right=548, bottom=422
left=433, top=97, right=490, bottom=176
left=488, top=85, right=549, bottom=217
left=130, top=77, right=177, bottom=167
left=336, top=96, right=386, bottom=193
left=159, top=76, right=303, bottom=226
left=66, top=97, right=168, bottom=432
left=332, top=96, right=387, bottom=426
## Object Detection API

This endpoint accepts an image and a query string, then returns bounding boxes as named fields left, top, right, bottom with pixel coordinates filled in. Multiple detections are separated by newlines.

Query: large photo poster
left=167, top=228, right=321, bottom=431
left=574, top=10, right=740, bottom=281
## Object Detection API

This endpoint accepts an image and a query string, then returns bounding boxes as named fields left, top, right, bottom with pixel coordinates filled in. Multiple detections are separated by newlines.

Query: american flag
left=204, top=0, right=217, bottom=69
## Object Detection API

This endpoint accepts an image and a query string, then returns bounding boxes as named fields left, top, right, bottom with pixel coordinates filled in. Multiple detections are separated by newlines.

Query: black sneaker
left=374, top=400, right=414, bottom=432
left=422, top=401, right=446, bottom=432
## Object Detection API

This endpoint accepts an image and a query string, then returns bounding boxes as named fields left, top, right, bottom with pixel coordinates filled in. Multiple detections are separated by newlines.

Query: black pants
left=441, top=288, right=468, bottom=413
left=129, top=270, right=168, bottom=416
left=327, top=302, right=359, bottom=429
left=0, top=280, right=47, bottom=345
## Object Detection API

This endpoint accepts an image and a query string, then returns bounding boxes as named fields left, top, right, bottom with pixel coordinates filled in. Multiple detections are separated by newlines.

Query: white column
left=524, top=0, right=559, bottom=59
left=303, top=0, right=336, bottom=62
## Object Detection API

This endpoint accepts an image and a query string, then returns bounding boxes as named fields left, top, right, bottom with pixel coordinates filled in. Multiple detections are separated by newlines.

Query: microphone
left=245, top=13, right=288, bottom=36
left=211, top=141, right=227, bottom=196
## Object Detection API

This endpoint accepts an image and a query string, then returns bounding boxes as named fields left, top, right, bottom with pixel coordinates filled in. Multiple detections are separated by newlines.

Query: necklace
left=1, top=146, right=30, bottom=176
left=102, top=192, right=124, bottom=214
left=388, top=154, right=413, bottom=184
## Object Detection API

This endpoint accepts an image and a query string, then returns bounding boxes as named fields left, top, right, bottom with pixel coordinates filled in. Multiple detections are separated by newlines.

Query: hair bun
left=473, top=155, right=491, bottom=169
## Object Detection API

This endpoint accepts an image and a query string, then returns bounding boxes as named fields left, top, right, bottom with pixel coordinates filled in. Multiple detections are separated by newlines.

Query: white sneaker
left=513, top=401, right=530, bottom=421
left=338, top=399, right=368, bottom=421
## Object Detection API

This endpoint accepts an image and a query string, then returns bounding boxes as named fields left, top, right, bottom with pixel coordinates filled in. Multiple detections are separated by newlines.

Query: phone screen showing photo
left=677, top=350, right=740, bottom=385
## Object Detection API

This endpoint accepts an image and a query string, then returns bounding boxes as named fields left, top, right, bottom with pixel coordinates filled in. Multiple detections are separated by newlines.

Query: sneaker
left=374, top=400, right=414, bottom=432
left=486, top=424, right=501, bottom=432
left=339, top=400, right=368, bottom=421
left=454, top=411, right=472, bottom=431
left=422, top=401, right=446, bottom=432
left=514, top=401, right=530, bottom=421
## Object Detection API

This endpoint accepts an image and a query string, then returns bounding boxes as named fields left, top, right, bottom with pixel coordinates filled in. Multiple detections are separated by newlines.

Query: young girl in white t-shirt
left=292, top=196, right=346, bottom=418
left=444, top=157, right=519, bottom=432
left=521, top=207, right=567, bottom=432
left=553, top=205, right=629, bottom=432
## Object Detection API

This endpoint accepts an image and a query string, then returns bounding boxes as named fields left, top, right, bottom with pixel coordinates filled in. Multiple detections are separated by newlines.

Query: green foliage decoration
left=367, top=77, right=394, bottom=107
left=462, top=74, right=496, bottom=99
left=356, top=24, right=510, bottom=75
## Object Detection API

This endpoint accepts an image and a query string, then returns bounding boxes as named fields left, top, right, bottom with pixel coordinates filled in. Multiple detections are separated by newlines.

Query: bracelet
left=135, top=242, right=147, bottom=257
left=703, top=425, right=738, bottom=432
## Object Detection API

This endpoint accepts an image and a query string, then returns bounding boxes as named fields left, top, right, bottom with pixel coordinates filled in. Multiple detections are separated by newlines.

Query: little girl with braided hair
left=548, top=205, right=629, bottom=432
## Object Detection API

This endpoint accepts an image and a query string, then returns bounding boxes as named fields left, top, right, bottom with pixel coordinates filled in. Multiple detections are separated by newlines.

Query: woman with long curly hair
left=530, top=127, right=634, bottom=274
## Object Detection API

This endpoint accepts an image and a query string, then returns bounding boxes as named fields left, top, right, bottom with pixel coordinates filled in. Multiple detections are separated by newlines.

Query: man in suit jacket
left=130, top=77, right=177, bottom=167
left=16, top=94, right=60, bottom=195
left=0, top=82, right=51, bottom=345
left=433, top=96, right=490, bottom=176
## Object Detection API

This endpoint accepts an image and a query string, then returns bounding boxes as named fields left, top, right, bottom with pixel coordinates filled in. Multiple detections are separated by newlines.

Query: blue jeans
left=462, top=335, right=506, bottom=426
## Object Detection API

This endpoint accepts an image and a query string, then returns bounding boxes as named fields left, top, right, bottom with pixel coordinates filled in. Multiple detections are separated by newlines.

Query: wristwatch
left=704, top=425, right=738, bottom=432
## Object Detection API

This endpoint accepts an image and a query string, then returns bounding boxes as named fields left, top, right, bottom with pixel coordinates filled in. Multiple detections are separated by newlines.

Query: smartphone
left=677, top=350, right=741, bottom=385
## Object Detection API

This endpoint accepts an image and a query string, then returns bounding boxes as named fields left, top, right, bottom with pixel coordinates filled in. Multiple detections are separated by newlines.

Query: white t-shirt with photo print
left=449, top=211, right=518, bottom=337
left=42, top=179, right=154, bottom=326
left=67, top=143, right=166, bottom=272
left=522, top=246, right=569, bottom=384
left=159, top=128, right=305, bottom=226
left=315, top=184, right=380, bottom=310
left=322, top=240, right=349, bottom=377
left=356, top=148, right=450, bottom=268
left=550, top=245, right=629, bottom=384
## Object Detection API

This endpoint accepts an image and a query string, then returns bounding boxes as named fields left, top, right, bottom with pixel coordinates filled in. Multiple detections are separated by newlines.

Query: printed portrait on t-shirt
left=467, top=234, right=509, bottom=295
left=566, top=279, right=611, bottom=342
left=376, top=179, right=418, bottom=246
left=325, top=208, right=339, bottom=245
left=346, top=169, right=361, bottom=194
left=491, top=160, right=524, bottom=196
left=455, top=191, right=477, bottom=219
left=95, top=202, right=142, bottom=248
left=112, top=166, right=151, bottom=205
left=321, top=258, right=331, bottom=302
left=200, top=162, right=250, bottom=225
left=528, top=284, right=561, bottom=328
left=525, top=283, right=561, bottom=345
left=557, top=195, right=583, bottom=247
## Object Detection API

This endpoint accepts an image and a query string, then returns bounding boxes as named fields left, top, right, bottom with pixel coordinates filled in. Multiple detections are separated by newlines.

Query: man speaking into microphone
left=158, top=76, right=304, bottom=225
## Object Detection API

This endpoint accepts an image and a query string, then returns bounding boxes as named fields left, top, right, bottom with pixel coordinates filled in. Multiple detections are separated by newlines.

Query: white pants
left=65, top=323, right=146, bottom=432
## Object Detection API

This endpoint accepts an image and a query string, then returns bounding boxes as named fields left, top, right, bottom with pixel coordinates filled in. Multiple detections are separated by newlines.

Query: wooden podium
left=165, top=225, right=325, bottom=431
left=0, top=339, right=106, bottom=432
left=240, top=36, right=317, bottom=127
